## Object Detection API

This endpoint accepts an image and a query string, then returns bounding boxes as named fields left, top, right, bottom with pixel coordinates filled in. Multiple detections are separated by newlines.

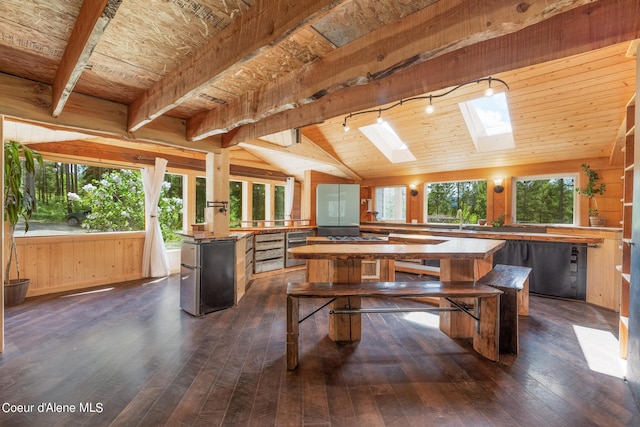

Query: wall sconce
left=493, top=178, right=504, bottom=193
left=409, top=184, right=419, bottom=197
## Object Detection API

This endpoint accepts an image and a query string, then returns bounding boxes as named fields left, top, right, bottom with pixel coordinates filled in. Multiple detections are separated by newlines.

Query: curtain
left=141, top=157, right=170, bottom=278
left=284, top=177, right=295, bottom=224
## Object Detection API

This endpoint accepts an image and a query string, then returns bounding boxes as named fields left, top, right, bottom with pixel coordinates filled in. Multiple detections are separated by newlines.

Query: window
left=252, top=183, right=266, bottom=226
left=514, top=175, right=576, bottom=224
left=195, top=177, right=206, bottom=223
left=26, top=160, right=183, bottom=245
left=459, top=92, right=515, bottom=152
left=426, top=180, right=487, bottom=224
left=274, top=185, right=285, bottom=225
left=229, top=180, right=243, bottom=228
left=375, top=186, right=406, bottom=221
left=359, top=121, right=416, bottom=163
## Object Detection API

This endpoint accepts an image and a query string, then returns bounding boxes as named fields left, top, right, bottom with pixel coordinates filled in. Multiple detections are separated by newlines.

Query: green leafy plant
left=80, top=169, right=182, bottom=241
left=492, top=214, right=505, bottom=227
left=575, top=163, right=606, bottom=217
left=4, top=140, right=43, bottom=282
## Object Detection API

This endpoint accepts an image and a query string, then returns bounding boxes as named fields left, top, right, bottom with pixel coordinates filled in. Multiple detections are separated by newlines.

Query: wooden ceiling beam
left=52, top=0, right=123, bottom=118
left=187, top=0, right=591, bottom=142
left=240, top=135, right=361, bottom=181
left=0, top=72, right=221, bottom=152
left=126, top=0, right=341, bottom=133
left=221, top=0, right=640, bottom=146
left=29, top=140, right=206, bottom=172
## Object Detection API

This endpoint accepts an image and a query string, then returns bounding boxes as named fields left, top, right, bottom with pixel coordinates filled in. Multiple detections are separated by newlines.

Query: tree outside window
left=229, top=180, right=243, bottom=228
left=252, top=183, right=266, bottom=226
left=426, top=180, right=487, bottom=224
left=275, top=185, right=285, bottom=225
left=514, top=176, right=575, bottom=224
left=27, top=161, right=182, bottom=244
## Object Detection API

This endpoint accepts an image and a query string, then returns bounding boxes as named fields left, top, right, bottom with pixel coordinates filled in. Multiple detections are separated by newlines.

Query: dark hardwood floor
left=1, top=270, right=638, bottom=426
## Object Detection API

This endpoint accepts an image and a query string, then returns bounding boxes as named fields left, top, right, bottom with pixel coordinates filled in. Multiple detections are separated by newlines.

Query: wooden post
left=328, top=259, right=362, bottom=342
left=286, top=295, right=299, bottom=370
left=205, top=151, right=230, bottom=235
left=183, top=174, right=197, bottom=231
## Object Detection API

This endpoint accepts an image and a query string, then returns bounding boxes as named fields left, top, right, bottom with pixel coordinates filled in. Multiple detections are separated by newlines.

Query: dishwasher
left=180, top=239, right=235, bottom=316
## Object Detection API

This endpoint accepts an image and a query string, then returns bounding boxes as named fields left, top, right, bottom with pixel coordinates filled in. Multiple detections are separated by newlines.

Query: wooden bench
left=478, top=264, right=531, bottom=354
left=394, top=260, right=441, bottom=278
left=286, top=281, right=503, bottom=370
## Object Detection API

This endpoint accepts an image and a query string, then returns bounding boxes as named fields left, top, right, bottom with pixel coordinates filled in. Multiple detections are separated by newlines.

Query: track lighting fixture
left=341, top=76, right=509, bottom=132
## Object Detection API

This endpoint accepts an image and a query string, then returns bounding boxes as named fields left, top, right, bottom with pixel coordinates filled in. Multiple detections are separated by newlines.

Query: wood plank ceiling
left=0, top=0, right=638, bottom=181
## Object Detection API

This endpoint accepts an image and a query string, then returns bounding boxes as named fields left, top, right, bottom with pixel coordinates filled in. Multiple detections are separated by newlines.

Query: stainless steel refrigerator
left=180, top=239, right=235, bottom=316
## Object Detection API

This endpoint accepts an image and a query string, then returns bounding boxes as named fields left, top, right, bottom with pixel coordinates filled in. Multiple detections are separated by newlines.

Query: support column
left=183, top=174, right=197, bottom=231
left=205, top=151, right=230, bottom=235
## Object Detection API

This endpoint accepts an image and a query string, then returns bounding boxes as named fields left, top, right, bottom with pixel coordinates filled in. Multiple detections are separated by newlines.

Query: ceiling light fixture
left=425, top=95, right=435, bottom=114
left=376, top=109, right=384, bottom=124
left=484, top=77, right=495, bottom=97
left=341, top=76, right=509, bottom=132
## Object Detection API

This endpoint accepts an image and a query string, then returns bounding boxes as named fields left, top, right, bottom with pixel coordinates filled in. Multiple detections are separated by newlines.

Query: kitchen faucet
left=456, top=209, right=463, bottom=230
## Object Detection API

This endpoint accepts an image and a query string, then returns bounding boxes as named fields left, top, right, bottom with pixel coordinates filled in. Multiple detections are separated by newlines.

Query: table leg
left=327, top=259, right=362, bottom=342
left=286, top=295, right=299, bottom=370
left=439, top=257, right=493, bottom=338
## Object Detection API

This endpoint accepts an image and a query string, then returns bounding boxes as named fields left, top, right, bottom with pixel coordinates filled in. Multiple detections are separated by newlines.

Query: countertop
left=178, top=231, right=253, bottom=242
left=289, top=237, right=505, bottom=260
left=359, top=223, right=606, bottom=244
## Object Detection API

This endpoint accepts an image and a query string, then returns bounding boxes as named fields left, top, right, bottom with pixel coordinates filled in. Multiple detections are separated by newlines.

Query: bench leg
left=519, top=277, right=530, bottom=316
left=287, top=296, right=299, bottom=370
left=439, top=297, right=475, bottom=338
left=329, top=297, right=362, bottom=342
left=499, top=289, right=519, bottom=354
left=473, top=295, right=500, bottom=362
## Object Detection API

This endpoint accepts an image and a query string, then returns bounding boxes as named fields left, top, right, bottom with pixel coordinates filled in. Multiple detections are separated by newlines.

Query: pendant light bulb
left=425, top=95, right=435, bottom=114
left=343, top=124, right=350, bottom=132
left=376, top=110, right=383, bottom=124
left=484, top=77, right=494, bottom=97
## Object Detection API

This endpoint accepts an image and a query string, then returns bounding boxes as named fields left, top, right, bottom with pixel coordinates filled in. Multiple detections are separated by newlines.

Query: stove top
left=326, top=236, right=384, bottom=241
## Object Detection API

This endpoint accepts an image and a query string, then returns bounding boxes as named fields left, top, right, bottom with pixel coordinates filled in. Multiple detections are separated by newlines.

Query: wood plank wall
left=9, top=232, right=145, bottom=297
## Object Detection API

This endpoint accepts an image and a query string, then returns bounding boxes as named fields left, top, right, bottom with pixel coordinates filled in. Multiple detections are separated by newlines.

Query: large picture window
left=26, top=160, right=183, bottom=245
left=514, top=175, right=576, bottom=224
left=426, top=180, right=487, bottom=224
left=375, top=186, right=406, bottom=221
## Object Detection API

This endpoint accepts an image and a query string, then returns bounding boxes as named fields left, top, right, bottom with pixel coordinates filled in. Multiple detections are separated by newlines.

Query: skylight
left=458, top=92, right=515, bottom=152
left=359, top=121, right=417, bottom=163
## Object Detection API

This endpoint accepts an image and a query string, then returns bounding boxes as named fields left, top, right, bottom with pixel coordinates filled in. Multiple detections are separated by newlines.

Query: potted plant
left=4, top=140, right=42, bottom=306
left=575, top=163, right=607, bottom=227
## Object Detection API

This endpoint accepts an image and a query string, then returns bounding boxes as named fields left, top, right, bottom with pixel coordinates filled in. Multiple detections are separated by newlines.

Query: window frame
left=512, top=173, right=579, bottom=225
left=374, top=185, right=407, bottom=222
left=423, top=179, right=488, bottom=225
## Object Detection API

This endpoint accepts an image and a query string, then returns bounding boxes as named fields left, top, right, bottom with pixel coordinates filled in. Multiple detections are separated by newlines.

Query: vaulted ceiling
left=0, top=0, right=638, bottom=181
